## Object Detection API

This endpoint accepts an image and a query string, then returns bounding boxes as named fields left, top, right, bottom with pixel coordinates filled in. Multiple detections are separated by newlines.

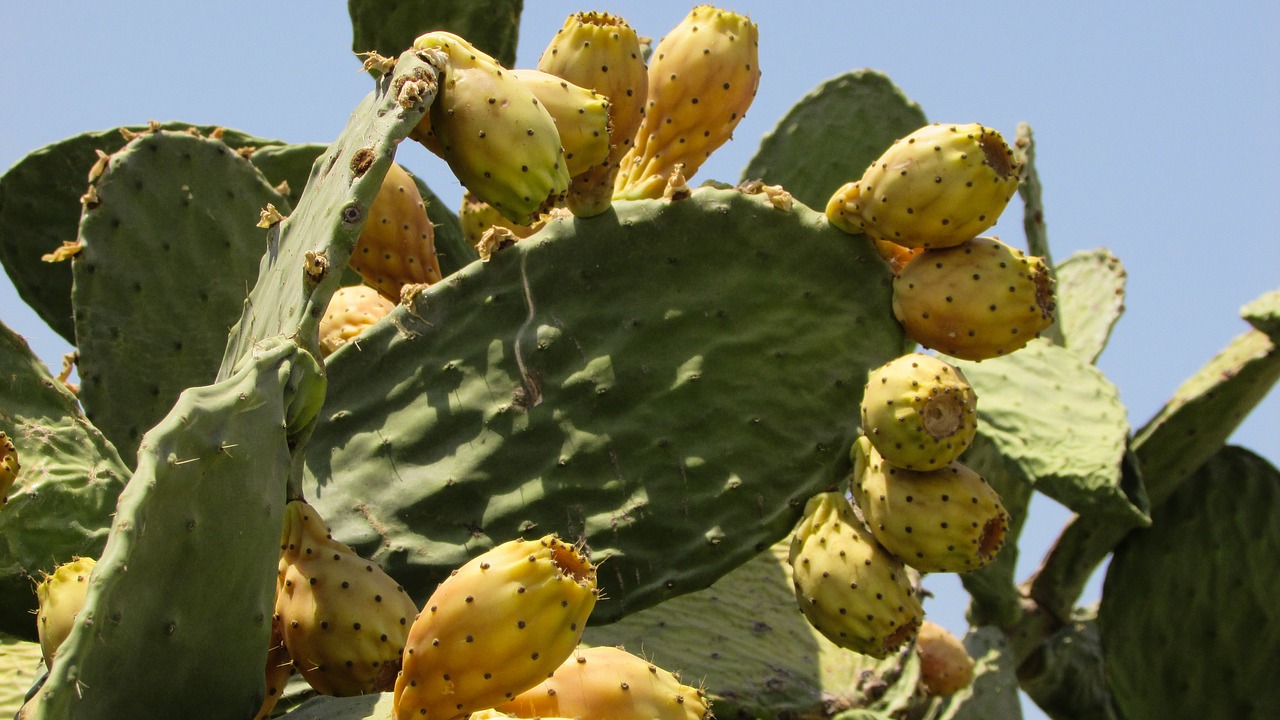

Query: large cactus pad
left=304, top=187, right=905, bottom=621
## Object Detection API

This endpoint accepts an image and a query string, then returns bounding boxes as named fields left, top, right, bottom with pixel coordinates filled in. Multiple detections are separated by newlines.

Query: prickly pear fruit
left=892, top=235, right=1056, bottom=360
left=614, top=5, right=760, bottom=200
left=393, top=535, right=598, bottom=720
left=0, top=431, right=16, bottom=506
left=915, top=620, right=976, bottom=696
left=459, top=191, right=538, bottom=249
left=860, top=353, right=978, bottom=471
left=788, top=492, right=924, bottom=658
left=496, top=645, right=712, bottom=720
left=275, top=499, right=418, bottom=696
left=826, top=123, right=1022, bottom=249
left=412, top=31, right=570, bottom=225
left=538, top=11, right=649, bottom=216
left=318, top=285, right=396, bottom=358
left=350, top=162, right=442, bottom=301
left=511, top=69, right=611, bottom=179
left=850, top=436, right=1008, bottom=573
left=36, top=556, right=96, bottom=666
left=253, top=619, right=295, bottom=720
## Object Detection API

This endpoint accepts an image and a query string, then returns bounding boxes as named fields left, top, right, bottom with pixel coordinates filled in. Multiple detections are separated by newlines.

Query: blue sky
left=2, top=2, right=1277, bottom=717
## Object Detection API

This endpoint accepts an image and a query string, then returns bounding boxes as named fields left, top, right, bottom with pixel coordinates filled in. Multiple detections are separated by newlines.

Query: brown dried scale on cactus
left=915, top=620, right=976, bottom=696
left=826, top=122, right=1022, bottom=249
left=350, top=162, right=442, bottom=302
left=36, top=556, right=96, bottom=667
left=614, top=5, right=760, bottom=200
left=892, top=235, right=1056, bottom=361
left=412, top=31, right=570, bottom=225
left=318, top=285, right=396, bottom=358
left=0, top=431, right=17, bottom=506
left=496, top=644, right=712, bottom=719
left=851, top=436, right=1009, bottom=573
left=860, top=353, right=978, bottom=471
left=392, top=535, right=598, bottom=720
left=788, top=491, right=924, bottom=658
left=274, top=500, right=418, bottom=696
left=538, top=11, right=649, bottom=216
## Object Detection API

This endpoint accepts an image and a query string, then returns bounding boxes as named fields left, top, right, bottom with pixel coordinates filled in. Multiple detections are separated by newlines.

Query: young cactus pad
left=303, top=186, right=905, bottom=623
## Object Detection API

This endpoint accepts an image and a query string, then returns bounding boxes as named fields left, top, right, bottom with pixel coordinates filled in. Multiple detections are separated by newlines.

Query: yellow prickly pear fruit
left=613, top=5, right=760, bottom=200
left=1, top=431, right=17, bottom=506
left=496, top=645, right=712, bottom=720
left=36, top=556, right=96, bottom=666
left=392, top=535, right=598, bottom=720
left=318, top=285, right=396, bottom=358
left=275, top=499, right=418, bottom=696
left=412, top=31, right=570, bottom=226
left=850, top=437, right=1009, bottom=573
left=459, top=191, right=538, bottom=249
left=860, top=353, right=978, bottom=471
left=828, top=122, right=1022, bottom=249
left=893, top=236, right=1057, bottom=361
left=789, top=492, right=923, bottom=658
left=511, top=69, right=611, bottom=179
left=350, top=162, right=442, bottom=301
left=538, top=11, right=649, bottom=216
left=915, top=620, right=976, bottom=696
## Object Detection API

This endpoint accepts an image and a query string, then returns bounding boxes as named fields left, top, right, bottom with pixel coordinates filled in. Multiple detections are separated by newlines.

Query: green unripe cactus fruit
left=496, top=645, right=712, bottom=720
left=826, top=122, right=1022, bottom=248
left=412, top=31, right=570, bottom=225
left=914, top=620, right=975, bottom=696
left=614, top=5, right=761, bottom=200
left=35, top=556, right=96, bottom=667
left=275, top=500, right=418, bottom=696
left=788, top=492, right=923, bottom=659
left=350, top=162, right=442, bottom=301
left=0, top=432, right=16, bottom=507
left=393, top=535, right=598, bottom=720
left=850, top=436, right=1009, bottom=573
left=318, top=285, right=396, bottom=358
left=511, top=69, right=611, bottom=179
left=860, top=353, right=978, bottom=471
left=537, top=11, right=649, bottom=216
left=892, top=236, right=1056, bottom=361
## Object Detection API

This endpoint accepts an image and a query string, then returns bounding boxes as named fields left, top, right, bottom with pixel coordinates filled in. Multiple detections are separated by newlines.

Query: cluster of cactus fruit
left=1, top=2, right=1277, bottom=719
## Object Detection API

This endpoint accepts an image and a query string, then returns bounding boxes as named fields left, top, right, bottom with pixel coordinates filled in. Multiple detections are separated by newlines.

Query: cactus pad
left=304, top=187, right=904, bottom=622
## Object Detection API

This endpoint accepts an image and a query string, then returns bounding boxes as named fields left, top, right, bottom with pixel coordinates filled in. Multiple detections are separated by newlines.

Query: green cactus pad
left=304, top=186, right=904, bottom=622
left=583, top=540, right=913, bottom=717
left=1, top=632, right=44, bottom=718
left=1018, top=607, right=1120, bottom=720
left=0, top=124, right=283, bottom=344
left=286, top=693, right=392, bottom=720
left=1030, top=320, right=1279, bottom=619
left=349, top=0, right=522, bottom=69
left=248, top=142, right=324, bottom=210
left=1099, top=446, right=1280, bottom=720
left=1241, top=288, right=1280, bottom=338
left=0, top=321, right=130, bottom=639
left=31, top=340, right=320, bottom=720
left=70, top=129, right=288, bottom=467
left=218, top=51, right=438, bottom=372
left=741, top=70, right=927, bottom=210
left=1054, top=249, right=1127, bottom=364
left=955, top=339, right=1146, bottom=525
